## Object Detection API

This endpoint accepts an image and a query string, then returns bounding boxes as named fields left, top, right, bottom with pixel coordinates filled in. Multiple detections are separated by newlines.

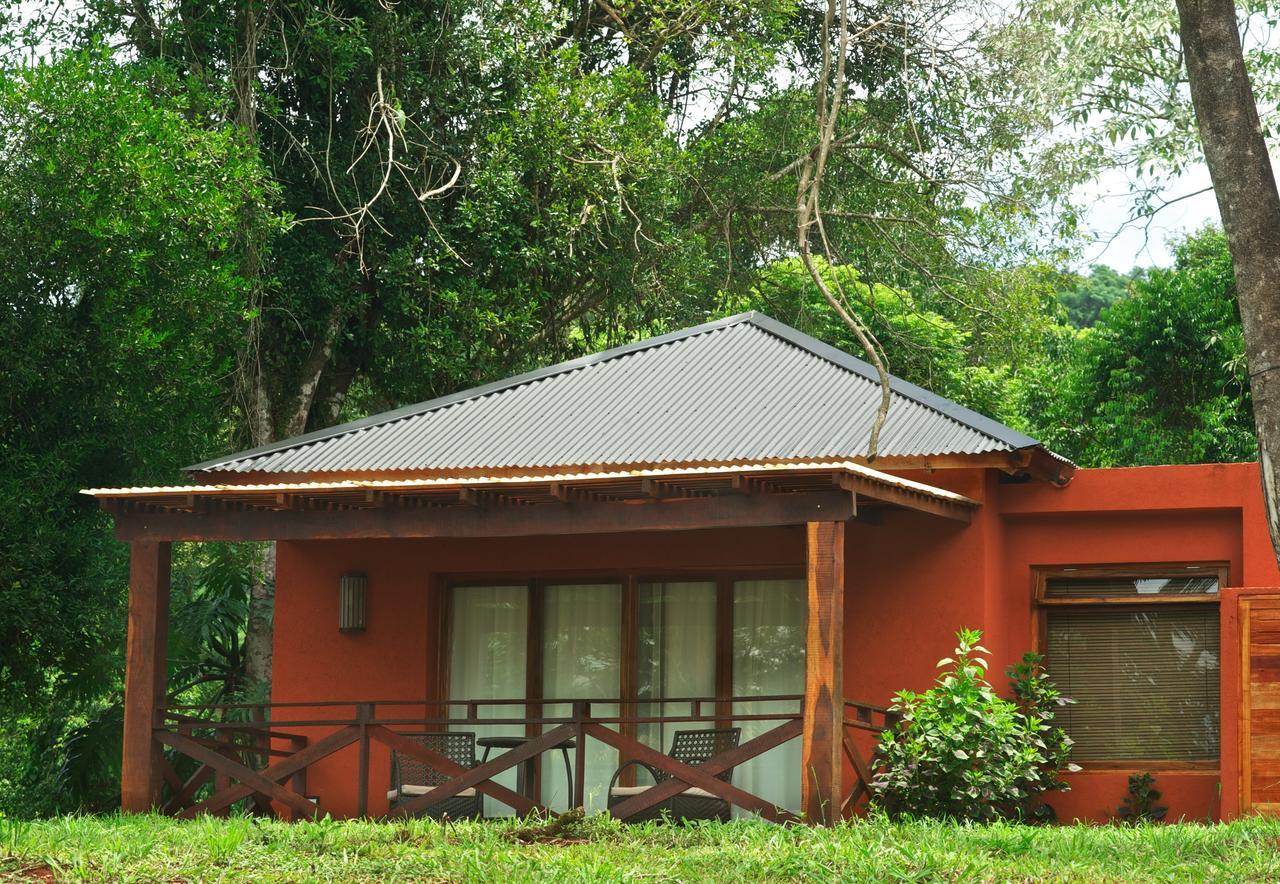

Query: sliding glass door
left=732, top=578, right=806, bottom=814
left=448, top=585, right=528, bottom=816
left=446, top=573, right=807, bottom=816
left=636, top=581, right=718, bottom=753
left=541, top=584, right=622, bottom=811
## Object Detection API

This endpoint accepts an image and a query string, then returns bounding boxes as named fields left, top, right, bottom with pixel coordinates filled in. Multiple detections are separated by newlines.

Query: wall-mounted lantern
left=339, top=573, right=368, bottom=633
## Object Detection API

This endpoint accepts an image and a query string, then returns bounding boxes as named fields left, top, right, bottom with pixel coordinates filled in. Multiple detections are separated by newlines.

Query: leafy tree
left=1175, top=0, right=1280, bottom=571
left=0, top=50, right=272, bottom=813
left=8, top=0, right=1088, bottom=686
left=737, top=258, right=971, bottom=394
left=1007, top=0, right=1280, bottom=564
left=1038, top=228, right=1254, bottom=467
left=1056, top=264, right=1142, bottom=328
left=1002, top=0, right=1268, bottom=207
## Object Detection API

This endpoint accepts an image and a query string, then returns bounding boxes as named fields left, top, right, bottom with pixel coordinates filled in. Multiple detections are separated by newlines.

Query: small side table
left=476, top=734, right=576, bottom=806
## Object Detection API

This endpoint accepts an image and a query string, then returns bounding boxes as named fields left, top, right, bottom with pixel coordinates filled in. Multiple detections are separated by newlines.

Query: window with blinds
left=1044, top=575, right=1220, bottom=600
left=1040, top=570, right=1221, bottom=763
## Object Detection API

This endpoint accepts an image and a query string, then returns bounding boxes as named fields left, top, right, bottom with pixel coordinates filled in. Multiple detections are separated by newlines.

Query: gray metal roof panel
left=188, top=312, right=1051, bottom=475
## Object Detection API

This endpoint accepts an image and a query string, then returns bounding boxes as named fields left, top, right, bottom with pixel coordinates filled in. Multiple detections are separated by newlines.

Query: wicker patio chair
left=607, top=727, right=741, bottom=822
left=388, top=731, right=483, bottom=820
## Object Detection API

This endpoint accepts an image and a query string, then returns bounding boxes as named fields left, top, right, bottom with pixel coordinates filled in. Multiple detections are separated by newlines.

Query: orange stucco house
left=89, top=312, right=1280, bottom=823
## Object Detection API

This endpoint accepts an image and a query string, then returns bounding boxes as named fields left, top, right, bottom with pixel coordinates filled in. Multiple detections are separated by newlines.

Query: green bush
left=1116, top=772, right=1168, bottom=823
left=1007, top=650, right=1077, bottom=821
left=871, top=629, right=1076, bottom=821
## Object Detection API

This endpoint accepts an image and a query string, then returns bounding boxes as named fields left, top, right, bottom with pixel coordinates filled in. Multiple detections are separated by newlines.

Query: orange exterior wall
left=272, top=461, right=1280, bottom=822
left=996, top=463, right=1279, bottom=821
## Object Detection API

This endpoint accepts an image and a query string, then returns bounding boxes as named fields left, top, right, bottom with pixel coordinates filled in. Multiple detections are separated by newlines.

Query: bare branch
left=296, top=66, right=462, bottom=272
left=795, top=1, right=893, bottom=461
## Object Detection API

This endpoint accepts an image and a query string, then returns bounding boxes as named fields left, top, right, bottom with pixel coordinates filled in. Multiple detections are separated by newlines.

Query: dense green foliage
left=0, top=49, right=264, bottom=704
left=5, top=814, right=1280, bottom=881
left=0, top=51, right=274, bottom=814
left=733, top=257, right=1062, bottom=430
left=48, top=0, right=1071, bottom=441
left=1039, top=229, right=1255, bottom=467
left=1006, top=652, right=1077, bottom=822
left=1056, top=264, right=1143, bottom=328
left=871, top=631, right=1073, bottom=822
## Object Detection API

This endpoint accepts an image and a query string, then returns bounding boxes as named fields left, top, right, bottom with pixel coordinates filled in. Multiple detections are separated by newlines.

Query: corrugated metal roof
left=189, top=312, right=1054, bottom=476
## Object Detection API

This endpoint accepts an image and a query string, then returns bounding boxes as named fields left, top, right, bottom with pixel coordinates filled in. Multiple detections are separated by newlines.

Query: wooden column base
left=801, top=521, right=845, bottom=825
left=121, top=540, right=171, bottom=812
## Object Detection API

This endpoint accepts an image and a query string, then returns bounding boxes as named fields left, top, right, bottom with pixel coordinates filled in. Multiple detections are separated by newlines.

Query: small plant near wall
left=1116, top=772, right=1168, bottom=823
left=871, top=628, right=1079, bottom=822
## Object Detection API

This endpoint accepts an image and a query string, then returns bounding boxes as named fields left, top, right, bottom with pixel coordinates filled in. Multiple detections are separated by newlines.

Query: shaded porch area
left=96, top=461, right=977, bottom=824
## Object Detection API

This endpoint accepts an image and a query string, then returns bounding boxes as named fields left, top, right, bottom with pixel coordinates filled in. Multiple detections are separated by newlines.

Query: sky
left=1073, top=163, right=1220, bottom=273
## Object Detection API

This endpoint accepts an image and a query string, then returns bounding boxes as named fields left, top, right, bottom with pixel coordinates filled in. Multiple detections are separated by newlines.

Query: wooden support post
left=290, top=736, right=309, bottom=807
left=356, top=702, right=372, bottom=817
left=121, top=540, right=172, bottom=812
left=572, top=701, right=588, bottom=810
left=802, top=521, right=844, bottom=825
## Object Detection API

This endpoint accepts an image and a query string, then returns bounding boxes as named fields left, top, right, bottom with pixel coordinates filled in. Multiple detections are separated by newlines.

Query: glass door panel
left=636, top=581, right=718, bottom=753
left=448, top=585, right=528, bottom=816
left=732, top=578, right=806, bottom=814
left=541, top=583, right=622, bottom=811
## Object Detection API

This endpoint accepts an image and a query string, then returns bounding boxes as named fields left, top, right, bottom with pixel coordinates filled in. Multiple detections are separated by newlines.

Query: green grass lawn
left=3, top=813, right=1280, bottom=882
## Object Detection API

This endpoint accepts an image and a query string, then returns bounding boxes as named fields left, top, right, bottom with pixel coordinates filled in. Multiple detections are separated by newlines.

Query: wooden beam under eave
left=849, top=451, right=1032, bottom=472
left=802, top=521, right=844, bottom=825
left=640, top=478, right=710, bottom=499
left=459, top=487, right=519, bottom=507
left=121, top=540, right=171, bottom=813
left=639, top=477, right=674, bottom=499
left=1025, top=447, right=1075, bottom=486
left=835, top=475, right=973, bottom=523
left=547, top=481, right=587, bottom=503
left=110, top=490, right=855, bottom=543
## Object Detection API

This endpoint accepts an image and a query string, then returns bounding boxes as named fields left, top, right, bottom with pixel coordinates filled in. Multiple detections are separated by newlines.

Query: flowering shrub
left=871, top=629, right=1077, bottom=821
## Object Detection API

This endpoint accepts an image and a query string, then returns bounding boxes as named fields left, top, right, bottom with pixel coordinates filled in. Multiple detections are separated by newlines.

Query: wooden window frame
left=437, top=567, right=804, bottom=787
left=1032, top=562, right=1227, bottom=772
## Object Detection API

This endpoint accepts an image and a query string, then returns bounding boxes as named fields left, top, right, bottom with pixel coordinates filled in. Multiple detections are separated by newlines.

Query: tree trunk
left=242, top=541, right=275, bottom=690
left=1177, top=0, right=1280, bottom=564
left=232, top=0, right=276, bottom=692
left=284, top=307, right=346, bottom=438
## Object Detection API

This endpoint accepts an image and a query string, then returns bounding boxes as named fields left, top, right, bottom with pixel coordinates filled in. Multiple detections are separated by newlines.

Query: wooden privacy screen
left=1242, top=596, right=1280, bottom=815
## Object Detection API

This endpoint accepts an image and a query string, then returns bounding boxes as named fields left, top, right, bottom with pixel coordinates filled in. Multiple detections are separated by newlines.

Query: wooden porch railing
left=840, top=699, right=900, bottom=819
left=152, top=695, right=898, bottom=823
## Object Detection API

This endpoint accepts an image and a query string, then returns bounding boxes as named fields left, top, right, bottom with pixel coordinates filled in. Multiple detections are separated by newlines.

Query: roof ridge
left=743, top=314, right=1040, bottom=450
left=186, top=311, right=763, bottom=472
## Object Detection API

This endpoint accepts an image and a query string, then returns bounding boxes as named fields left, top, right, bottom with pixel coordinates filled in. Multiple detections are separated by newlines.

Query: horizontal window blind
left=1045, top=605, right=1219, bottom=761
left=1045, top=575, right=1218, bottom=599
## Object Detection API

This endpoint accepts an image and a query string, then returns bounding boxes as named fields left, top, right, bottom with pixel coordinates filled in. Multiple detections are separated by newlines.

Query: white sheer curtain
left=732, top=578, right=806, bottom=815
left=448, top=585, right=528, bottom=817
left=541, top=584, right=622, bottom=811
left=637, top=582, right=717, bottom=752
